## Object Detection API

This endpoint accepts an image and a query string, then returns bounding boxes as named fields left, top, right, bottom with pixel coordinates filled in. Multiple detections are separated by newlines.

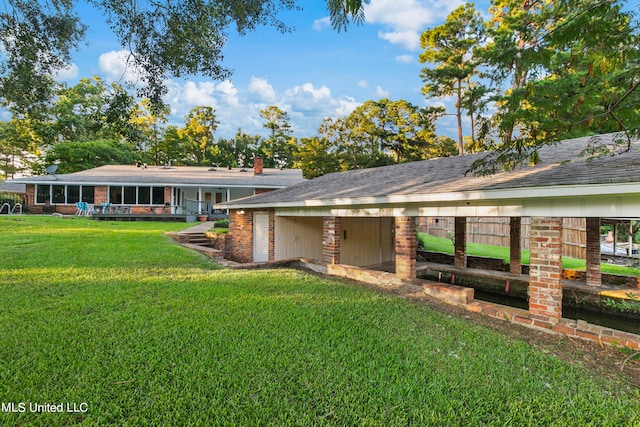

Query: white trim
left=258, top=193, right=640, bottom=218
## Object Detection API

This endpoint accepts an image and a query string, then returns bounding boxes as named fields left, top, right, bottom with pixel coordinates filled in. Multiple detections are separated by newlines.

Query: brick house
left=8, top=158, right=304, bottom=218
left=221, top=133, right=640, bottom=348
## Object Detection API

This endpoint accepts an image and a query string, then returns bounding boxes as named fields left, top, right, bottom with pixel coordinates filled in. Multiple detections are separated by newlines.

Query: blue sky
left=44, top=0, right=493, bottom=139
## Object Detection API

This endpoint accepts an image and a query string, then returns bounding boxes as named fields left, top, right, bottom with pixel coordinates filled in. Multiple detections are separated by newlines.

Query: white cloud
left=313, top=16, right=332, bottom=31
left=53, top=63, right=79, bottom=81
left=182, top=81, right=217, bottom=106
left=98, top=50, right=144, bottom=84
left=158, top=77, right=366, bottom=139
left=395, top=54, right=413, bottom=63
left=379, top=30, right=421, bottom=50
left=358, top=80, right=369, bottom=88
left=215, top=80, right=240, bottom=107
left=375, top=85, right=389, bottom=98
left=248, top=76, right=277, bottom=103
left=364, top=0, right=462, bottom=50
left=334, top=96, right=361, bottom=116
left=283, top=83, right=333, bottom=111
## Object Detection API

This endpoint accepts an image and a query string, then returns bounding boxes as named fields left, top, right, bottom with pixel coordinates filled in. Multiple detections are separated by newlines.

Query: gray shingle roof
left=8, top=164, right=304, bottom=188
left=225, top=133, right=640, bottom=207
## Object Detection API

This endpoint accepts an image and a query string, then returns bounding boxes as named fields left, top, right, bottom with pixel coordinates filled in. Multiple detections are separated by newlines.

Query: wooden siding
left=275, top=216, right=323, bottom=260
left=341, top=217, right=395, bottom=267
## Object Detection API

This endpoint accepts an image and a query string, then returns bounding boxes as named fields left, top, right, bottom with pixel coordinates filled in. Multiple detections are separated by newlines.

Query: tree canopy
left=0, top=0, right=368, bottom=115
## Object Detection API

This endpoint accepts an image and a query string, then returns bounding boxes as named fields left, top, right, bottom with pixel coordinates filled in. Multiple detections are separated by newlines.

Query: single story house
left=221, top=133, right=640, bottom=348
left=8, top=158, right=304, bottom=218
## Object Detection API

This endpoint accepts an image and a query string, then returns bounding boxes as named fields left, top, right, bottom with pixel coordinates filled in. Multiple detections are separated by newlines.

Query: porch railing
left=185, top=199, right=211, bottom=215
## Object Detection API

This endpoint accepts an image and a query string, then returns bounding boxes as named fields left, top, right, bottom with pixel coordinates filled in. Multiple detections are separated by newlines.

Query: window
left=152, top=187, right=164, bottom=205
left=138, top=187, right=151, bottom=204
left=110, top=186, right=123, bottom=204
left=52, top=185, right=66, bottom=203
left=35, top=185, right=95, bottom=204
left=67, top=186, right=80, bottom=204
left=36, top=185, right=50, bottom=204
left=82, top=186, right=95, bottom=203
left=124, top=186, right=136, bottom=204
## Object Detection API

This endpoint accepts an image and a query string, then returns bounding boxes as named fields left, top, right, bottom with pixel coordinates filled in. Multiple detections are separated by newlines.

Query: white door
left=253, top=212, right=269, bottom=262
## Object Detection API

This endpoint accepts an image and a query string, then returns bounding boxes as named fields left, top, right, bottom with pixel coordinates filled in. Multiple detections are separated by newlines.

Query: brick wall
left=529, top=217, right=563, bottom=324
left=94, top=186, right=108, bottom=204
left=395, top=216, right=416, bottom=280
left=228, top=209, right=254, bottom=263
left=322, top=217, right=341, bottom=265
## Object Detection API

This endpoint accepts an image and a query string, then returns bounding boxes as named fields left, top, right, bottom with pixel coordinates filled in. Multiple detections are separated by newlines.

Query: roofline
left=13, top=179, right=290, bottom=189
left=220, top=181, right=640, bottom=210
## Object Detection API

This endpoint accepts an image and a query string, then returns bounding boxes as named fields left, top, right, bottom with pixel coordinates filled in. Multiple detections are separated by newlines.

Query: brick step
left=180, top=233, right=212, bottom=246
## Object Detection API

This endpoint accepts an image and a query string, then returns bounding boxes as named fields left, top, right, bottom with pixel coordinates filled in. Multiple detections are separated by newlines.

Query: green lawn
left=0, top=216, right=638, bottom=426
left=418, top=232, right=640, bottom=276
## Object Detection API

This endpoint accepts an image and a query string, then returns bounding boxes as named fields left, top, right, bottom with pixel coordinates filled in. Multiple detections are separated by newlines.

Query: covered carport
left=223, top=133, right=640, bottom=348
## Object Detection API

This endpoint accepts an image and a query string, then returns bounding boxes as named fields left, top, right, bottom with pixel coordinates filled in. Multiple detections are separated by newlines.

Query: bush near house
left=0, top=217, right=638, bottom=425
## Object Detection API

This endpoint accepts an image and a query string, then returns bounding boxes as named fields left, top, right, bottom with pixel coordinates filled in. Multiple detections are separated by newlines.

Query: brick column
left=585, top=217, right=602, bottom=287
left=395, top=216, right=416, bottom=280
left=509, top=217, right=522, bottom=275
left=529, top=217, right=563, bottom=324
left=94, top=186, right=108, bottom=204
left=322, top=217, right=341, bottom=265
left=268, top=211, right=275, bottom=261
left=454, top=217, right=467, bottom=269
left=228, top=209, right=253, bottom=263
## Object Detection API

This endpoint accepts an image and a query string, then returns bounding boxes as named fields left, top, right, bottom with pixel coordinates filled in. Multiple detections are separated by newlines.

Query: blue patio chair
left=78, top=202, right=91, bottom=216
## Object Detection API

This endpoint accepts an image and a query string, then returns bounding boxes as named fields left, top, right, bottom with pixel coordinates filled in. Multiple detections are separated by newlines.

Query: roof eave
left=221, top=181, right=640, bottom=210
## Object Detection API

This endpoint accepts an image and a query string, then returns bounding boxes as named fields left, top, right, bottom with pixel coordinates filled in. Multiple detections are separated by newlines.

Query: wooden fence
left=418, top=217, right=586, bottom=259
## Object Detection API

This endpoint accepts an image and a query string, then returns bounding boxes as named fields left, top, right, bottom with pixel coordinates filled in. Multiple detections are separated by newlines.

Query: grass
left=418, top=232, right=640, bottom=276
left=0, top=216, right=639, bottom=425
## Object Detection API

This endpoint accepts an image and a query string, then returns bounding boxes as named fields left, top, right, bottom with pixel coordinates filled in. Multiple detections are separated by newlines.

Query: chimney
left=254, top=157, right=263, bottom=175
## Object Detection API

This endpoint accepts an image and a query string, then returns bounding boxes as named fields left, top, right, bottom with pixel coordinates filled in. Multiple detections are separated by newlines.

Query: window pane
left=152, top=187, right=165, bottom=205
left=110, top=186, right=122, bottom=204
left=82, top=186, right=95, bottom=203
left=67, top=186, right=80, bottom=203
left=124, top=186, right=136, bottom=204
left=52, top=185, right=66, bottom=203
left=138, top=187, right=151, bottom=205
left=36, top=185, right=50, bottom=204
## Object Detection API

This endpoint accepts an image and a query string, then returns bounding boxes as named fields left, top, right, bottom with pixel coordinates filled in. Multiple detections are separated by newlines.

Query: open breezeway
left=222, top=133, right=640, bottom=348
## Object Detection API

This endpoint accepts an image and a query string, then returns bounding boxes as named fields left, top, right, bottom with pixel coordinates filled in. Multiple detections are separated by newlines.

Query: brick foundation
left=395, top=216, right=416, bottom=280
left=529, top=217, right=563, bottom=324
left=322, top=217, right=341, bottom=265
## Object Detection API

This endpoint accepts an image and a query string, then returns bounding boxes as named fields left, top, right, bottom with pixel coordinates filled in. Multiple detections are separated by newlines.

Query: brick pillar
left=395, top=216, right=416, bottom=280
left=454, top=217, right=467, bottom=269
left=94, top=186, right=108, bottom=204
left=529, top=217, right=563, bottom=324
left=268, top=211, right=275, bottom=261
left=322, top=217, right=341, bottom=265
left=228, top=209, right=253, bottom=263
left=585, top=217, right=602, bottom=287
left=509, top=217, right=522, bottom=275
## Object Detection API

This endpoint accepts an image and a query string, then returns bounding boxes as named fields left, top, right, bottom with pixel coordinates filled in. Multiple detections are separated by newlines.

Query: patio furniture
left=75, top=202, right=92, bottom=216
